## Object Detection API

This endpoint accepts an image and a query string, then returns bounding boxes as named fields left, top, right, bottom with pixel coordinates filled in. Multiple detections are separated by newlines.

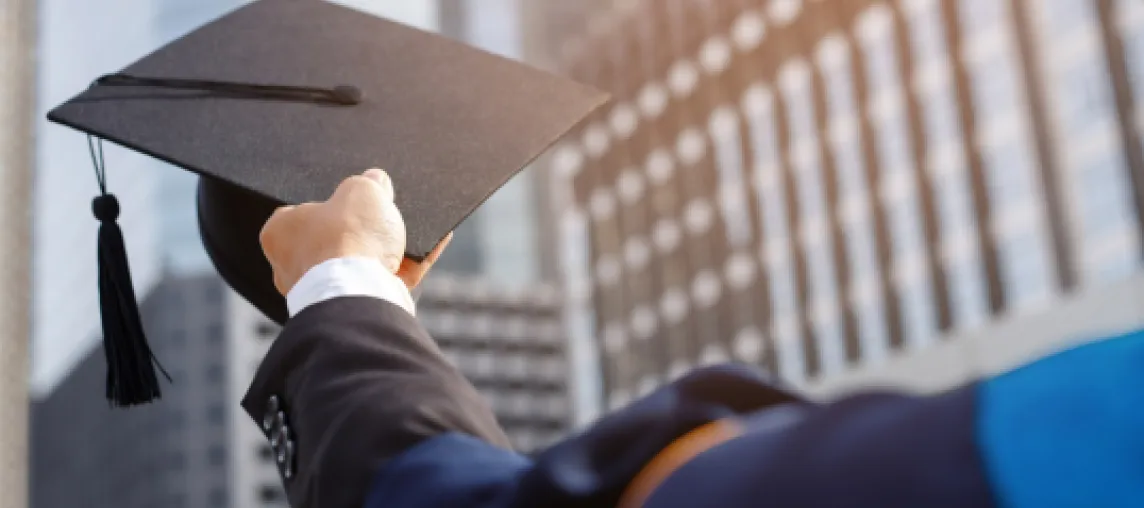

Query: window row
left=445, top=351, right=569, bottom=385
left=420, top=311, right=565, bottom=344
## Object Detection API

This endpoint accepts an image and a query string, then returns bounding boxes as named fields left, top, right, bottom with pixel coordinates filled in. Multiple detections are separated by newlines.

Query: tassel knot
left=92, top=194, right=120, bottom=222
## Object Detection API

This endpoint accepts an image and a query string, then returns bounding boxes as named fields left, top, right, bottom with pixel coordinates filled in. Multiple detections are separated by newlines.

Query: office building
left=31, top=274, right=288, bottom=508
left=547, top=0, right=1144, bottom=408
left=418, top=275, right=571, bottom=452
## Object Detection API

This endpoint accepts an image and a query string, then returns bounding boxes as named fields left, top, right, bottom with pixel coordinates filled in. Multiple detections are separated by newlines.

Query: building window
left=858, top=5, right=938, bottom=347
left=207, top=404, right=225, bottom=424
left=743, top=81, right=807, bottom=382
left=708, top=106, right=754, bottom=249
left=209, top=488, right=227, bottom=507
left=206, top=364, right=224, bottom=383
left=163, top=408, right=186, bottom=431
left=169, top=329, right=186, bottom=348
left=958, top=0, right=1004, bottom=38
left=256, top=321, right=279, bottom=340
left=731, top=326, right=763, bottom=365
left=204, top=284, right=223, bottom=303
left=817, top=33, right=893, bottom=361
left=257, top=444, right=274, bottom=463
left=902, top=0, right=989, bottom=329
left=207, top=445, right=226, bottom=466
left=207, top=323, right=224, bottom=343
left=959, top=1, right=1057, bottom=310
left=1117, top=0, right=1144, bottom=107
left=1029, top=0, right=1142, bottom=286
left=259, top=485, right=284, bottom=504
left=779, top=58, right=846, bottom=374
left=169, top=451, right=185, bottom=470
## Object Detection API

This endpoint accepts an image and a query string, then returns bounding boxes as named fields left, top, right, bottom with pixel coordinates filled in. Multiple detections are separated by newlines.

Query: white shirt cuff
left=286, top=257, right=416, bottom=318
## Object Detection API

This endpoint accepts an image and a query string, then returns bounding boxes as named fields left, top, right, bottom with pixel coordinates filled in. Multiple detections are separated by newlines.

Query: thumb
left=396, top=232, right=453, bottom=289
left=361, top=168, right=395, bottom=202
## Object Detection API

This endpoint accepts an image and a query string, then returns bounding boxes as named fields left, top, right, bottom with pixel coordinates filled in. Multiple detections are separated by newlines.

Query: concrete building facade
left=417, top=275, right=571, bottom=453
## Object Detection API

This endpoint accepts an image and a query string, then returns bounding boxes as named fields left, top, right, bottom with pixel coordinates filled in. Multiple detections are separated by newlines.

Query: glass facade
left=1028, top=0, right=1142, bottom=284
left=958, top=0, right=1058, bottom=310
left=778, top=60, right=847, bottom=374
left=857, top=5, right=938, bottom=349
left=901, top=0, right=990, bottom=329
left=816, top=34, right=894, bottom=364
left=555, top=0, right=1144, bottom=408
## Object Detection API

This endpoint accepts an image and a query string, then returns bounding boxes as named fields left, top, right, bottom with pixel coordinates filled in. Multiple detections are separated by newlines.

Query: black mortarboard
left=46, top=0, right=607, bottom=406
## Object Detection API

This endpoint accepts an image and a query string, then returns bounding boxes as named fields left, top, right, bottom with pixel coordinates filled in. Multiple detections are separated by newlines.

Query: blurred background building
left=417, top=277, right=570, bottom=453
left=548, top=0, right=1144, bottom=409
left=32, top=276, right=275, bottom=508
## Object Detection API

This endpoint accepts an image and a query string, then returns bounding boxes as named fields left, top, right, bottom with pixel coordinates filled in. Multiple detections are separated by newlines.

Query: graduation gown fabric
left=243, top=296, right=1144, bottom=508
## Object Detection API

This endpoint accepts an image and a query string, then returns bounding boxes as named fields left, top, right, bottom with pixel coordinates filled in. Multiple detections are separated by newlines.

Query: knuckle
left=337, top=175, right=370, bottom=195
left=259, top=206, right=294, bottom=254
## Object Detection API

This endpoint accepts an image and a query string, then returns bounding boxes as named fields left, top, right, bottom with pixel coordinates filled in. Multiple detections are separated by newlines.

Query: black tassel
left=87, top=135, right=170, bottom=407
left=93, top=194, right=171, bottom=406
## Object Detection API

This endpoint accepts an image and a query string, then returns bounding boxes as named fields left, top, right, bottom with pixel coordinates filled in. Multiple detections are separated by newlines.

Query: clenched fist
left=259, top=168, right=451, bottom=295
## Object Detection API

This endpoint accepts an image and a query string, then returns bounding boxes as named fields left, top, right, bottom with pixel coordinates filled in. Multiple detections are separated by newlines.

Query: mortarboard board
left=46, top=0, right=608, bottom=407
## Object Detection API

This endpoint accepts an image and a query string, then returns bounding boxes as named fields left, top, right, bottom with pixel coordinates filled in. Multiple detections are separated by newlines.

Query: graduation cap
left=47, top=0, right=608, bottom=407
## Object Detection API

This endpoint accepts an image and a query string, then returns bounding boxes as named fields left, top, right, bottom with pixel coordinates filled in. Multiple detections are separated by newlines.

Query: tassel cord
left=89, top=135, right=171, bottom=407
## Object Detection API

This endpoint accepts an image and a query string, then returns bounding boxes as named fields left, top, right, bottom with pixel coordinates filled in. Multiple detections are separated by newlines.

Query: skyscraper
left=548, top=0, right=1144, bottom=409
left=31, top=275, right=287, bottom=508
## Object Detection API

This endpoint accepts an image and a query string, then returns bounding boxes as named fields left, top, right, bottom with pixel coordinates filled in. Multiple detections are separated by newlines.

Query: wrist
left=282, top=245, right=401, bottom=296
left=286, top=257, right=416, bottom=317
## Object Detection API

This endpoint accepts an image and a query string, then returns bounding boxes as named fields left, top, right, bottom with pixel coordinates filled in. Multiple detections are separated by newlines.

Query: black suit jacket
left=242, top=296, right=511, bottom=508
left=241, top=296, right=812, bottom=508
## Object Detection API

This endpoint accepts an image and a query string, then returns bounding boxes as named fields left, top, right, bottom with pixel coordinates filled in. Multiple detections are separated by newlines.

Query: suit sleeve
left=241, top=296, right=511, bottom=508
